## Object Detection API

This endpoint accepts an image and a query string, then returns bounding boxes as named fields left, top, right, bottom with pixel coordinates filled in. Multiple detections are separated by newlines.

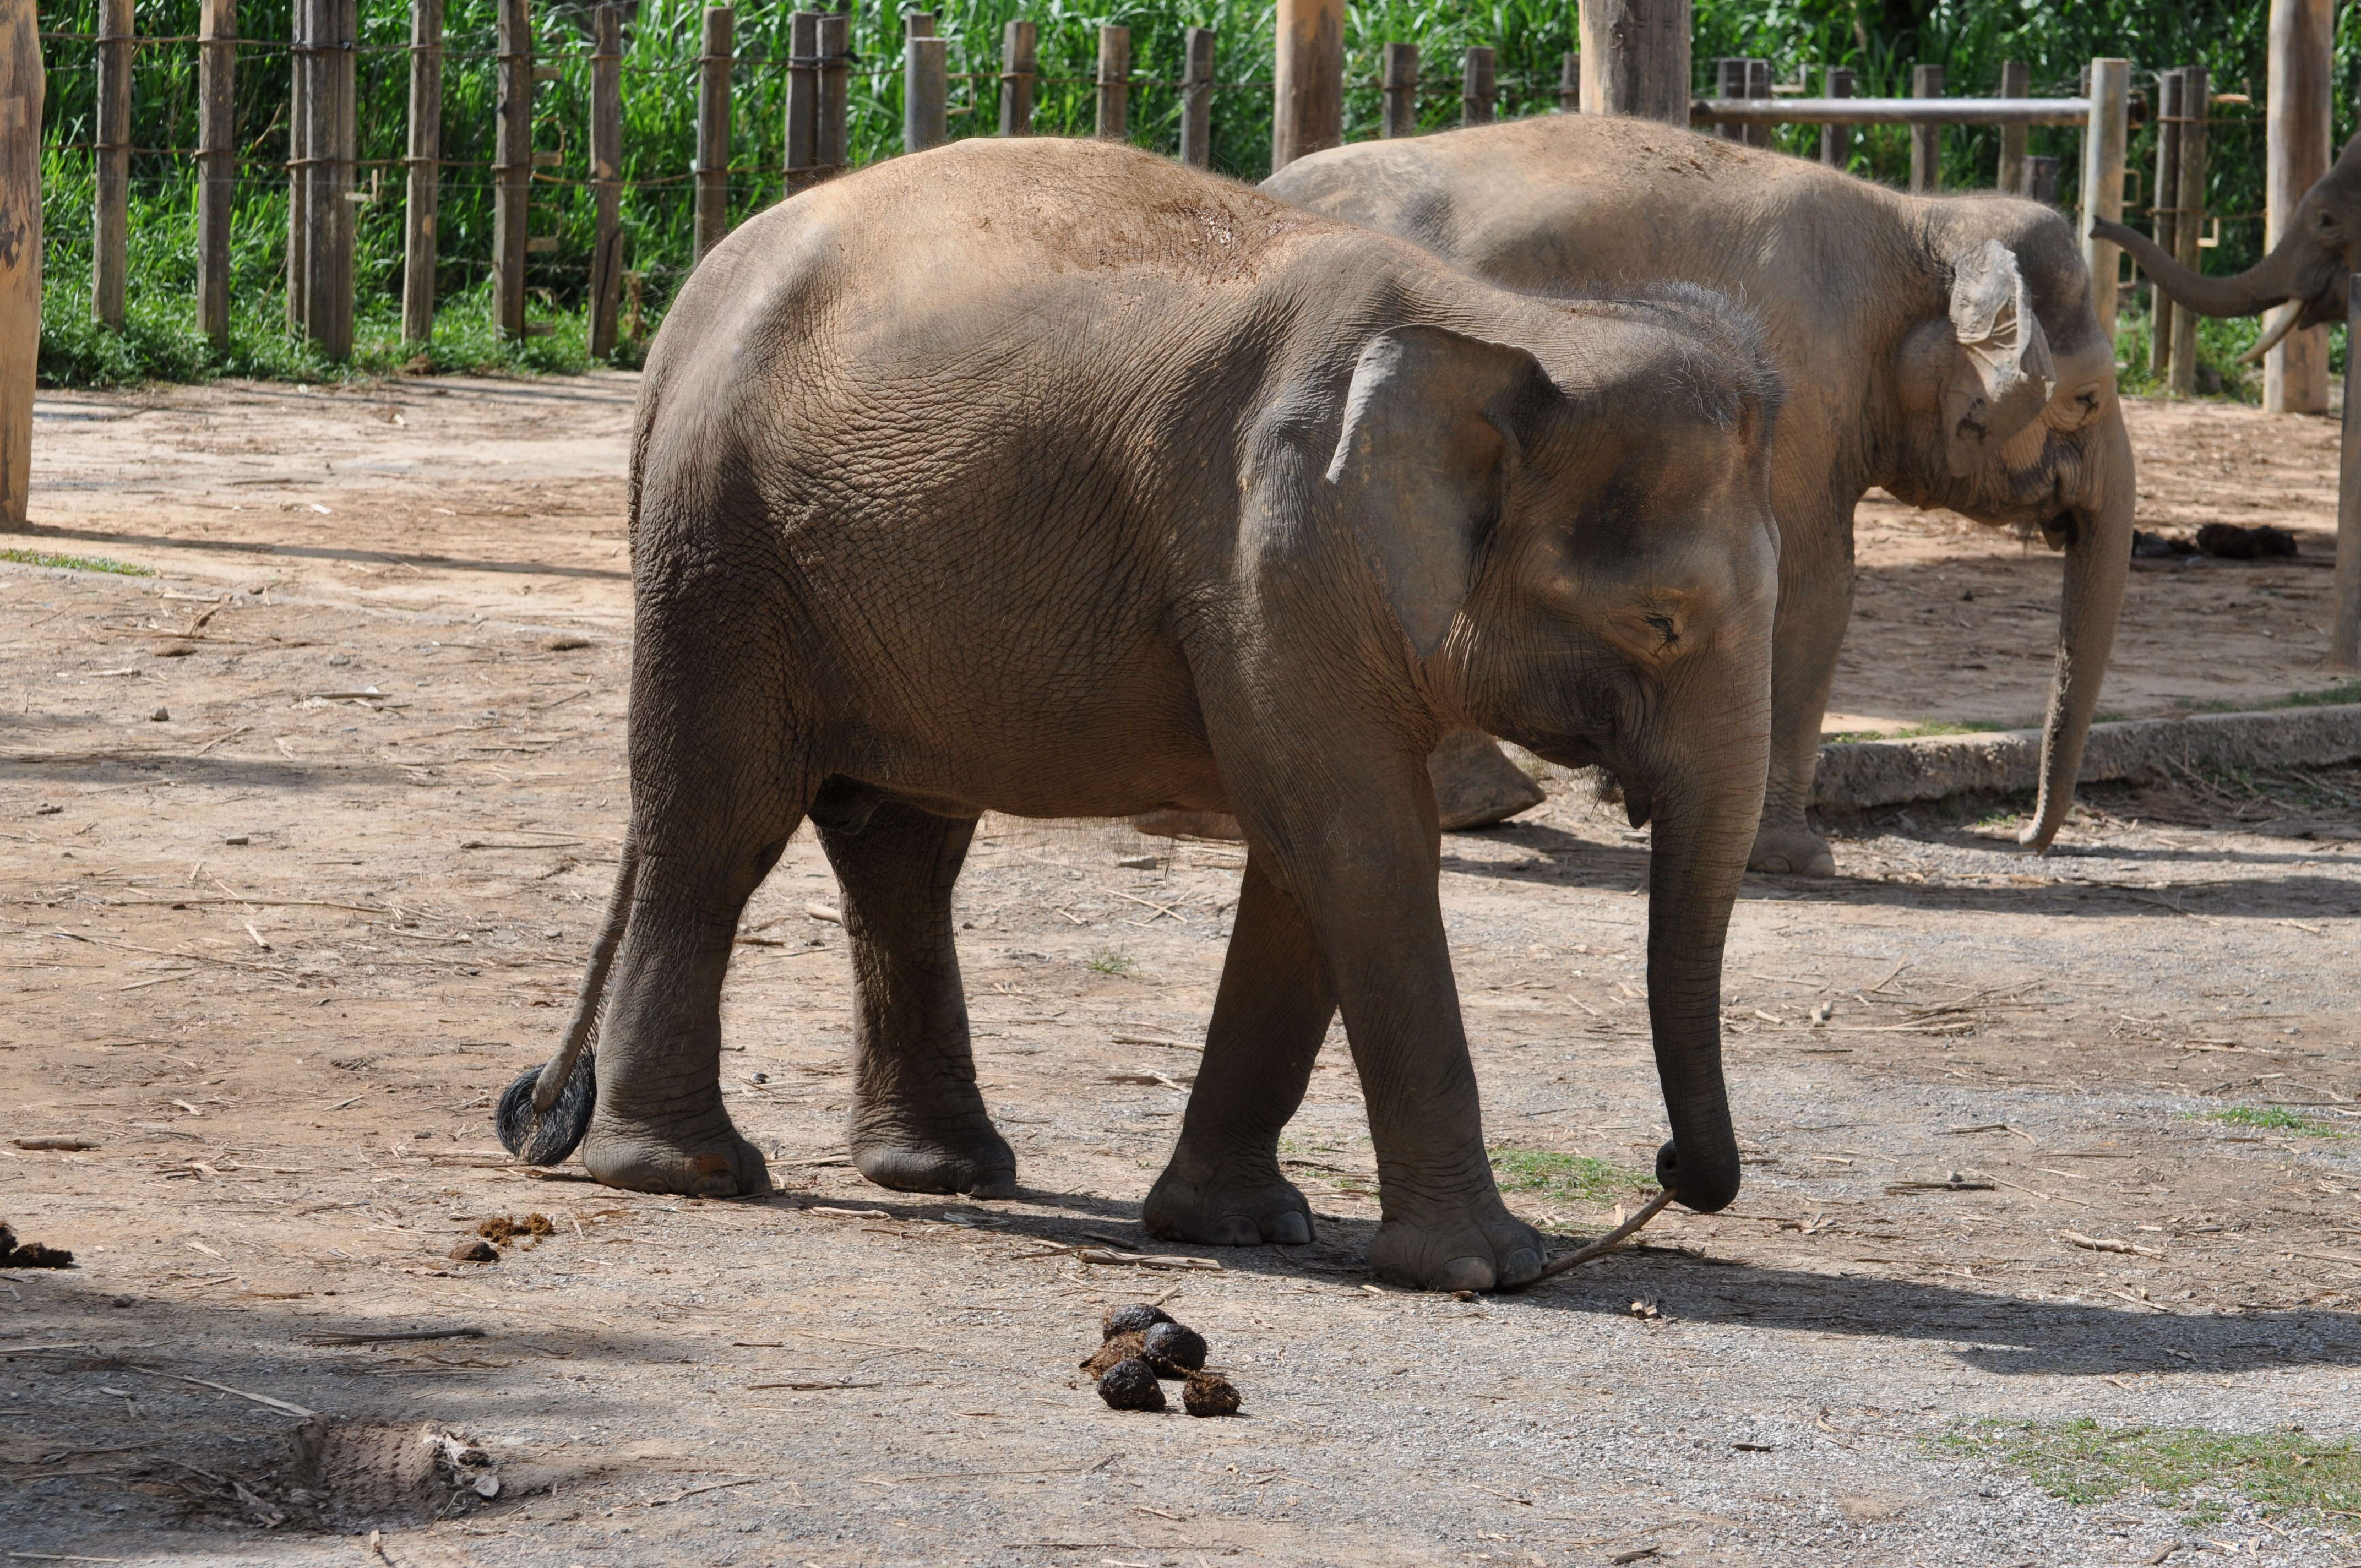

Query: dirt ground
left=4, top=379, right=2360, bottom=1567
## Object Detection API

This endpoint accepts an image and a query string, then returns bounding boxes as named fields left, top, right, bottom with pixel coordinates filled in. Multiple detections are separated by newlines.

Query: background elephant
left=2095, top=134, right=2361, bottom=357
left=496, top=138, right=1782, bottom=1292
left=1267, top=114, right=2137, bottom=875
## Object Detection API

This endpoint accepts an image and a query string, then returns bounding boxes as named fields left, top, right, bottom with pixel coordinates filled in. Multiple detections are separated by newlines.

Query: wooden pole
left=92, top=0, right=131, bottom=329
left=816, top=10, right=847, bottom=175
left=2335, top=274, right=2361, bottom=666
left=401, top=0, right=442, bottom=345
left=785, top=12, right=817, bottom=188
left=1271, top=0, right=1340, bottom=170
left=494, top=0, right=531, bottom=334
left=2265, top=0, right=2333, bottom=414
left=691, top=7, right=731, bottom=260
left=1996, top=59, right=2028, bottom=194
left=1819, top=65, right=1851, bottom=168
left=2148, top=68, right=2184, bottom=383
left=999, top=19, right=1036, bottom=137
left=1178, top=26, right=1213, bottom=168
left=1461, top=47, right=1494, bottom=128
left=1381, top=42, right=1417, bottom=139
left=196, top=0, right=237, bottom=355
left=1557, top=52, right=1579, bottom=113
left=2167, top=63, right=2209, bottom=399
left=2023, top=154, right=2060, bottom=205
left=2080, top=58, right=2131, bottom=341
left=1743, top=57, right=1769, bottom=146
left=587, top=2, right=623, bottom=357
left=286, top=0, right=306, bottom=335
left=1577, top=0, right=1689, bottom=126
left=1909, top=64, right=1943, bottom=194
left=1713, top=58, right=1744, bottom=141
left=904, top=26, right=945, bottom=154
left=297, top=0, right=354, bottom=357
left=1095, top=24, right=1129, bottom=140
left=1, top=0, right=40, bottom=530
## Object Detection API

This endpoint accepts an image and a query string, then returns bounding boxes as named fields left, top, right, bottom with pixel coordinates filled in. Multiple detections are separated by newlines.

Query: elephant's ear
left=1324, top=325, right=1550, bottom=658
left=1940, top=239, right=2058, bottom=476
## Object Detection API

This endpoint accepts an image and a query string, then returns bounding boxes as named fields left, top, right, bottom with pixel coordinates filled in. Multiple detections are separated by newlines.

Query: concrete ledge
left=1810, top=704, right=2361, bottom=810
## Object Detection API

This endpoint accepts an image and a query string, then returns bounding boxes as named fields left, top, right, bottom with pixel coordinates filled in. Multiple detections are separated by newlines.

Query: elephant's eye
left=2319, top=212, right=2338, bottom=231
left=1644, top=612, right=1679, bottom=646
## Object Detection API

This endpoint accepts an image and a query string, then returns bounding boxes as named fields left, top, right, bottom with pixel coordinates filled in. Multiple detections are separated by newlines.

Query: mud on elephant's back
left=1134, top=730, right=1544, bottom=840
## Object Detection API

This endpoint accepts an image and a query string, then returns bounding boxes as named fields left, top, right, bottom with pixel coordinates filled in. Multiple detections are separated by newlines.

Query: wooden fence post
left=1095, top=25, right=1128, bottom=140
left=2265, top=0, right=2333, bottom=414
left=1271, top=0, right=1340, bottom=170
left=493, top=0, right=531, bottom=334
left=1381, top=42, right=1417, bottom=138
left=297, top=0, right=355, bottom=357
left=1743, top=57, right=1769, bottom=146
left=1909, top=64, right=1943, bottom=193
left=904, top=26, right=946, bottom=153
left=1178, top=26, right=1213, bottom=168
left=1995, top=59, right=2028, bottom=194
left=286, top=0, right=307, bottom=333
left=2080, top=58, right=2130, bottom=341
left=691, top=7, right=730, bottom=259
left=1461, top=46, right=1494, bottom=128
left=1820, top=64, right=1851, bottom=168
left=197, top=0, right=237, bottom=353
left=2167, top=63, right=2209, bottom=399
left=587, top=2, right=623, bottom=357
left=816, top=10, right=847, bottom=175
left=93, top=0, right=130, bottom=329
left=1, top=0, right=40, bottom=530
left=1577, top=0, right=1689, bottom=126
left=2148, top=68, right=2183, bottom=383
left=2023, top=154, right=2059, bottom=204
left=2334, top=275, right=2361, bottom=665
left=1557, top=52, right=1578, bottom=113
left=999, top=19, right=1036, bottom=137
left=401, top=0, right=442, bottom=345
left=785, top=12, right=817, bottom=188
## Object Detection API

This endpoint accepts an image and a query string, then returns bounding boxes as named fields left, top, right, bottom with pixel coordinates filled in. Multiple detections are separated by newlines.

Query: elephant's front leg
left=1245, top=766, right=1541, bottom=1292
left=820, top=797, right=1015, bottom=1199
left=1751, top=518, right=1853, bottom=877
left=1144, top=853, right=1332, bottom=1247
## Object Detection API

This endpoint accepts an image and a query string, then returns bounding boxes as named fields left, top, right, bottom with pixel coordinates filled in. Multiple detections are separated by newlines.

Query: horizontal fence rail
left=1691, top=96, right=2095, bottom=127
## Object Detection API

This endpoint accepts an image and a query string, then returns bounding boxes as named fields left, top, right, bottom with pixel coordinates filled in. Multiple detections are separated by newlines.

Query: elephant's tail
left=494, top=829, right=639, bottom=1165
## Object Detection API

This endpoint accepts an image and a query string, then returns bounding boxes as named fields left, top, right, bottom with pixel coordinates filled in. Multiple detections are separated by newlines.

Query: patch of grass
left=1488, top=1147, right=1650, bottom=1205
left=2173, top=682, right=2361, bottom=717
left=2189, top=1106, right=2347, bottom=1138
left=1085, top=948, right=1136, bottom=977
left=1824, top=720, right=2009, bottom=746
left=0, top=548, right=154, bottom=576
left=1944, top=1419, right=2361, bottom=1530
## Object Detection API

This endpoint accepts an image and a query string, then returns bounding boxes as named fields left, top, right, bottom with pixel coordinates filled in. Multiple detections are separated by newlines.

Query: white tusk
left=2238, top=304, right=2305, bottom=366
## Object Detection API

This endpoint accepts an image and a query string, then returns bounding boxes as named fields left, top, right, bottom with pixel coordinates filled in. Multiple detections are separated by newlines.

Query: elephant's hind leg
left=821, top=796, right=1016, bottom=1199
left=1143, top=853, right=1329, bottom=1248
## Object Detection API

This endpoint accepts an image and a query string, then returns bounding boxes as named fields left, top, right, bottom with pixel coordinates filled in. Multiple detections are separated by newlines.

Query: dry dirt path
left=3, top=378, right=2359, bottom=1567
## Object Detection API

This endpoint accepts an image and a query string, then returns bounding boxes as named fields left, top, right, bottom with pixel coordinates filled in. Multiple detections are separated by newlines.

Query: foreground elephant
left=495, top=138, right=1782, bottom=1291
left=2095, top=134, right=2361, bottom=360
left=1268, top=115, right=2137, bottom=875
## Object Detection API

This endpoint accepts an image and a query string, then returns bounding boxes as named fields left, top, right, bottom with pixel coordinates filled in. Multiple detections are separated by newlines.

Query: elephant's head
left=2093, top=133, right=2361, bottom=353
left=1323, top=304, right=1780, bottom=1212
left=1880, top=202, right=2135, bottom=853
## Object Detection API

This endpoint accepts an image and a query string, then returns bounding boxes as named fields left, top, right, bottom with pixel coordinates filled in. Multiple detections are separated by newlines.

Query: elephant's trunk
left=2019, top=410, right=2135, bottom=852
left=2091, top=216, right=2304, bottom=319
left=1639, top=725, right=1766, bottom=1215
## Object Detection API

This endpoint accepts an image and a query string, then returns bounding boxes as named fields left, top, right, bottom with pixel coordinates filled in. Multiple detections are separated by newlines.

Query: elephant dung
left=1101, top=1302, right=1173, bottom=1338
left=0, top=1221, right=74, bottom=1268
left=1141, top=1321, right=1207, bottom=1376
left=447, top=1238, right=500, bottom=1264
left=1096, top=1358, right=1165, bottom=1412
left=1081, top=1331, right=1147, bottom=1378
left=1182, top=1370, right=1242, bottom=1418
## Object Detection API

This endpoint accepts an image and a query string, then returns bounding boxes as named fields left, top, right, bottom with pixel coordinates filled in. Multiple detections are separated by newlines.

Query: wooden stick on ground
left=1535, top=1188, right=1677, bottom=1281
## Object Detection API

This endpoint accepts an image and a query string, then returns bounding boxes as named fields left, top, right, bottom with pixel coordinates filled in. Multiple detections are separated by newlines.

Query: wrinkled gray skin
left=527, top=138, right=1783, bottom=1292
left=1269, top=115, right=2136, bottom=875
left=2095, top=133, right=2361, bottom=355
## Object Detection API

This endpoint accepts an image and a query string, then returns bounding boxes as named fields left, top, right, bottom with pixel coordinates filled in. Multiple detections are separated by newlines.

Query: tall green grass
left=35, top=0, right=2361, bottom=386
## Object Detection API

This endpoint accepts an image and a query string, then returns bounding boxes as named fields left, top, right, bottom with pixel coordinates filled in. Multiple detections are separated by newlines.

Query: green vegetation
left=1489, top=1147, right=1650, bottom=1205
left=1824, top=720, right=2008, bottom=745
left=2173, top=681, right=2361, bottom=716
left=1086, top=947, right=1137, bottom=976
left=2190, top=1105, right=2347, bottom=1138
left=0, top=548, right=155, bottom=576
left=1945, top=1419, right=2361, bottom=1530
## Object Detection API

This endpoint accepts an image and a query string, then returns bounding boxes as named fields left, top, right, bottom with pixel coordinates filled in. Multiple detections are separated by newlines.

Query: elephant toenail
left=1210, top=1215, right=1261, bottom=1247
left=1434, top=1256, right=1497, bottom=1293
left=1267, top=1211, right=1312, bottom=1246
left=1498, top=1247, right=1542, bottom=1287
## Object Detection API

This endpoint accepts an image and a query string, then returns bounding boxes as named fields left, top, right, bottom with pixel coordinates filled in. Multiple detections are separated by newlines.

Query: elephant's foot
left=581, top=1107, right=771, bottom=1197
left=851, top=1106, right=1016, bottom=1199
left=1430, top=731, right=1546, bottom=831
left=1143, top=1155, right=1314, bottom=1246
left=1367, top=1191, right=1542, bottom=1293
left=1747, top=820, right=1836, bottom=877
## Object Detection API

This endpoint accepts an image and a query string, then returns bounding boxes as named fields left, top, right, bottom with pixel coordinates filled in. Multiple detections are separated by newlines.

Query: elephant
left=492, top=136, right=1783, bottom=1293
left=1266, top=113, right=2137, bottom=875
left=2094, top=134, right=2361, bottom=360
